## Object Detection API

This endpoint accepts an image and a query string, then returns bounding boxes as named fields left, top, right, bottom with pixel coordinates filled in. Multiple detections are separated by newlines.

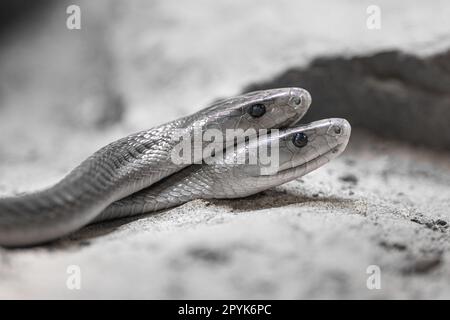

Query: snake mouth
left=258, top=142, right=343, bottom=176
left=287, top=112, right=309, bottom=127
left=285, top=111, right=308, bottom=128
left=274, top=142, right=346, bottom=177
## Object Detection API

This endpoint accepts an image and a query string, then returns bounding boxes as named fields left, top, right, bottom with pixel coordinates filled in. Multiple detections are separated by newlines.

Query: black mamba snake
left=0, top=88, right=351, bottom=247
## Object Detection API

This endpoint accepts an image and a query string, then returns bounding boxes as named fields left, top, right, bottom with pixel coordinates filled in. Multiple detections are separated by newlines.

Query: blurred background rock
left=2, top=0, right=449, bottom=146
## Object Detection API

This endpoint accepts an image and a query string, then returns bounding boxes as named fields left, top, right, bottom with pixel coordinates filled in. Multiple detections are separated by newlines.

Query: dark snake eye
left=292, top=132, right=308, bottom=148
left=248, top=104, right=266, bottom=118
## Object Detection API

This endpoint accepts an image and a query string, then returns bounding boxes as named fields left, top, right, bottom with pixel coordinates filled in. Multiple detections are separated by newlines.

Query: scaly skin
left=0, top=88, right=311, bottom=247
left=95, top=118, right=351, bottom=222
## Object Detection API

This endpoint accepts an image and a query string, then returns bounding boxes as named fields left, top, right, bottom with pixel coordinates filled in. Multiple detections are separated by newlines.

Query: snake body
left=0, top=88, right=312, bottom=247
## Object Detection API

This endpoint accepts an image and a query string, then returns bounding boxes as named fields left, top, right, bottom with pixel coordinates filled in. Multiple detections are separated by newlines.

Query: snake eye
left=248, top=104, right=266, bottom=118
left=292, top=132, right=308, bottom=148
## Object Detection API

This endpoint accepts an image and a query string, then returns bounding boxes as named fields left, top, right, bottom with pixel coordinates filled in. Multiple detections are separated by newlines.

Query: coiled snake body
left=0, top=88, right=351, bottom=247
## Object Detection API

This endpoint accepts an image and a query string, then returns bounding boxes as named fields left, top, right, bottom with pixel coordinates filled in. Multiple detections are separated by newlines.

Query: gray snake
left=0, top=88, right=350, bottom=247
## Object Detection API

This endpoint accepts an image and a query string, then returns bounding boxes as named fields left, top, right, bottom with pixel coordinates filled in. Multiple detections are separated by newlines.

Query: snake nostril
left=294, top=96, right=302, bottom=105
left=292, top=132, right=308, bottom=148
left=334, top=126, right=342, bottom=135
left=248, top=104, right=266, bottom=118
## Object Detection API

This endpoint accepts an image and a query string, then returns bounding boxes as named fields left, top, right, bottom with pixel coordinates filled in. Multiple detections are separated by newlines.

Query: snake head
left=232, top=118, right=351, bottom=177
left=200, top=88, right=312, bottom=132
left=274, top=118, right=351, bottom=174
left=204, top=118, right=351, bottom=199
